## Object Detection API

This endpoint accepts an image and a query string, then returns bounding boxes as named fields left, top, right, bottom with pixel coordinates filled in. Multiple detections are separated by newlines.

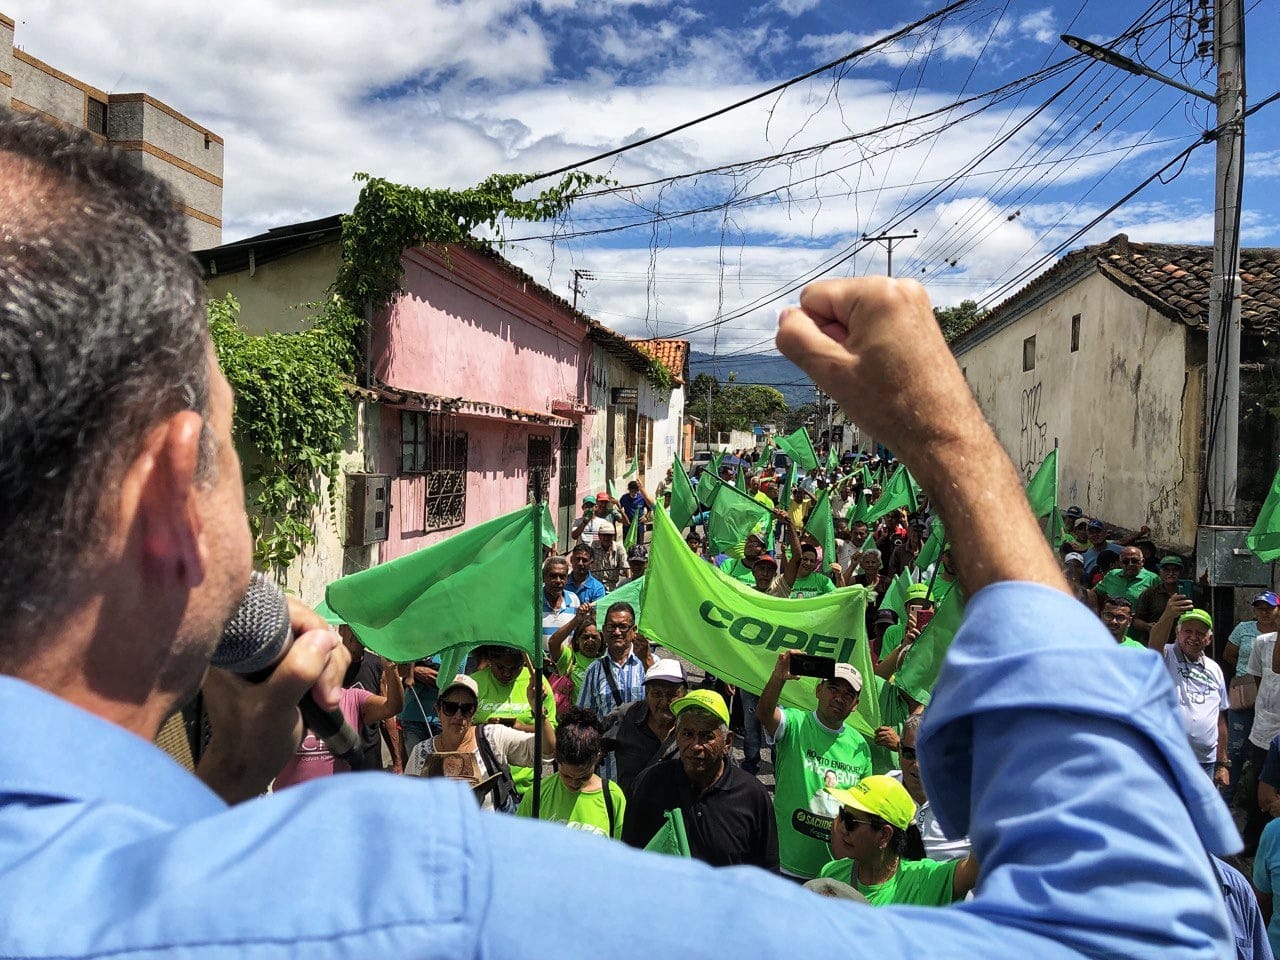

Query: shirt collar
left=0, top=676, right=225, bottom=825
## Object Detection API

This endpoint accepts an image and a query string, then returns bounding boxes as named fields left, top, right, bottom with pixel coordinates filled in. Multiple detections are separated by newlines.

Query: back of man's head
left=0, top=114, right=209, bottom=653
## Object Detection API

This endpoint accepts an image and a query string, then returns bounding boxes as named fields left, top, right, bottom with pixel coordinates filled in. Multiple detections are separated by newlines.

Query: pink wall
left=370, top=245, right=598, bottom=562
left=372, top=246, right=592, bottom=412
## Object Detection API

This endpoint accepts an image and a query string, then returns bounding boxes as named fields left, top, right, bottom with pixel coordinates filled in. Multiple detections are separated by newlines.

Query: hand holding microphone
left=196, top=573, right=355, bottom=803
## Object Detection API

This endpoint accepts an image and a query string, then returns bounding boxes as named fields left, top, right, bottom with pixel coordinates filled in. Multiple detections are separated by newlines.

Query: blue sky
left=10, top=0, right=1279, bottom=375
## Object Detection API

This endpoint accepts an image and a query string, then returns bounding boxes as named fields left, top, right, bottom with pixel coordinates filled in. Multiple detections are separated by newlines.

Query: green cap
left=827, top=775, right=917, bottom=831
left=905, top=583, right=932, bottom=603
left=1179, top=608, right=1213, bottom=629
left=671, top=689, right=730, bottom=726
left=1159, top=555, right=1185, bottom=569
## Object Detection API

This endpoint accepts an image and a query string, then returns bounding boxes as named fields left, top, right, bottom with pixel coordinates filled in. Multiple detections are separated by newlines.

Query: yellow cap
left=671, top=689, right=730, bottom=726
left=826, top=775, right=917, bottom=831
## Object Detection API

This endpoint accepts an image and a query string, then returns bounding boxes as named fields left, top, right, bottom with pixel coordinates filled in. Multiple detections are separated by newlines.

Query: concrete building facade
left=0, top=11, right=222, bottom=248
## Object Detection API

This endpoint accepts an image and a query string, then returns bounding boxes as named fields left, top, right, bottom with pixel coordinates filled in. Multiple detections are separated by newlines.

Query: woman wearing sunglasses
left=404, top=673, right=555, bottom=812
left=818, top=775, right=979, bottom=906
left=548, top=609, right=604, bottom=704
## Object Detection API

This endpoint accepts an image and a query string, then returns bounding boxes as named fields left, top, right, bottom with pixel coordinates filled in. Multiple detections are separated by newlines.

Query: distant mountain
left=688, top=349, right=814, bottom=410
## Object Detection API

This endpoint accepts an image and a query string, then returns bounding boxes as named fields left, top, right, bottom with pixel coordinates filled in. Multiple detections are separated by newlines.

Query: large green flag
left=326, top=503, right=541, bottom=662
left=696, top=467, right=724, bottom=509
left=669, top=458, right=698, bottom=532
left=775, top=427, right=819, bottom=471
left=1025, top=448, right=1058, bottom=517
left=864, top=463, right=917, bottom=523
left=541, top=503, right=558, bottom=550
left=640, top=508, right=880, bottom=735
left=705, top=481, right=773, bottom=559
left=1248, top=464, right=1280, bottom=561
left=803, top=488, right=837, bottom=573
left=644, top=808, right=691, bottom=857
left=915, top=517, right=946, bottom=575
left=895, top=587, right=966, bottom=706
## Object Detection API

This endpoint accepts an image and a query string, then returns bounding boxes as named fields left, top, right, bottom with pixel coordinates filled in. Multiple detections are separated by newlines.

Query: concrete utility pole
left=1205, top=0, right=1245, bottom=523
left=571, top=269, right=594, bottom=311
left=862, top=229, right=918, bottom=277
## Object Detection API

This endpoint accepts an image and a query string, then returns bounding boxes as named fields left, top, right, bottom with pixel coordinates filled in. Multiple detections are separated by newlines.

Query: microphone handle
left=299, top=694, right=367, bottom=772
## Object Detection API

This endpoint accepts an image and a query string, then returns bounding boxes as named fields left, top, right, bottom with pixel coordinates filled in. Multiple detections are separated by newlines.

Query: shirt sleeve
left=491, top=725, right=538, bottom=770
left=1255, top=824, right=1277, bottom=894
left=1248, top=637, right=1265, bottom=677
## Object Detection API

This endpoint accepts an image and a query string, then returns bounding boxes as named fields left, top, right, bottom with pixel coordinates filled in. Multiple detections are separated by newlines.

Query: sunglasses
left=438, top=699, right=477, bottom=718
left=838, top=809, right=873, bottom=832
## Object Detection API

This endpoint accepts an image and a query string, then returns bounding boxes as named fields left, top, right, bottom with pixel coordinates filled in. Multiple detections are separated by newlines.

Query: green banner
left=640, top=509, right=880, bottom=736
left=326, top=503, right=541, bottom=662
left=1249, top=463, right=1280, bottom=561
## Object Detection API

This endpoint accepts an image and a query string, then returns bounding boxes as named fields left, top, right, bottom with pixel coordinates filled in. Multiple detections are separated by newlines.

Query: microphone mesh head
left=211, top=571, right=293, bottom=673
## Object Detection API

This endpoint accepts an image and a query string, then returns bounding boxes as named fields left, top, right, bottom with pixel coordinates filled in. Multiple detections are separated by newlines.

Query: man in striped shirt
left=579, top=602, right=648, bottom=777
left=541, top=555, right=580, bottom=657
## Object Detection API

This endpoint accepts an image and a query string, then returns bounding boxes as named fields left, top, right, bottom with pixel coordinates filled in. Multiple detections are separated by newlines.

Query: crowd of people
left=277, top=440, right=1280, bottom=954
left=1, top=110, right=1265, bottom=958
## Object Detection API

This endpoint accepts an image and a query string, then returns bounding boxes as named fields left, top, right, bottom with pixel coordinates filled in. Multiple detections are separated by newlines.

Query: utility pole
left=571, top=269, right=594, bottom=311
left=862, top=229, right=918, bottom=277
left=1064, top=6, right=1246, bottom=522
left=1206, top=0, right=1245, bottom=523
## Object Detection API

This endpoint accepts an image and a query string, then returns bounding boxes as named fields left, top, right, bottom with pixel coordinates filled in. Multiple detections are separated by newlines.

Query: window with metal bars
left=86, top=97, right=108, bottom=136
left=400, top=410, right=468, bottom=530
left=528, top=435, right=554, bottom=503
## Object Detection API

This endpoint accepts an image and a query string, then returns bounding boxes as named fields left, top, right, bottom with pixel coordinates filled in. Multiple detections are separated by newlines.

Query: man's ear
left=129, top=410, right=206, bottom=588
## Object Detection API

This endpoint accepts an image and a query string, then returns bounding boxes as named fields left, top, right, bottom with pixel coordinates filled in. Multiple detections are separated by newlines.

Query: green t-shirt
left=471, top=666, right=558, bottom=798
left=1119, top=637, right=1150, bottom=651
left=771, top=706, right=873, bottom=878
left=1095, top=568, right=1159, bottom=640
left=789, top=572, right=836, bottom=599
left=819, top=856, right=958, bottom=906
left=880, top=623, right=905, bottom=658
left=516, top=772, right=625, bottom=839
left=718, top=556, right=757, bottom=585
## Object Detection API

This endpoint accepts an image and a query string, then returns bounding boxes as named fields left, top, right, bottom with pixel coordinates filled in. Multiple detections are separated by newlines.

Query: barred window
left=86, top=97, right=108, bottom=136
left=528, top=435, right=553, bottom=502
left=401, top=411, right=468, bottom=530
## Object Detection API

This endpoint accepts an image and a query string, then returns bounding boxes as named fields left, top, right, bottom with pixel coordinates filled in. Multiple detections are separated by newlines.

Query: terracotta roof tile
left=629, top=338, right=690, bottom=384
left=959, top=234, right=1280, bottom=343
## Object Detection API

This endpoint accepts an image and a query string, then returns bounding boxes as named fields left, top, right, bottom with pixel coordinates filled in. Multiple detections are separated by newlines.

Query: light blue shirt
left=577, top=651, right=646, bottom=718
left=0, top=581, right=1237, bottom=959
left=542, top=588, right=580, bottom=654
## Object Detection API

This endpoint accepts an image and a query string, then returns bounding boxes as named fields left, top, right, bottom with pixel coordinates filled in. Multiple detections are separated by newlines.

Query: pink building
left=198, top=220, right=680, bottom=598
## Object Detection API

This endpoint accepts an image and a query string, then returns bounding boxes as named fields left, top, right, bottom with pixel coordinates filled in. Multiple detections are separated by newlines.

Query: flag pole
left=532, top=469, right=545, bottom=819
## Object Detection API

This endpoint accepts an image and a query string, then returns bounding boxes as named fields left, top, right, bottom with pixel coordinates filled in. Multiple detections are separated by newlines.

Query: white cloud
left=777, top=0, right=823, bottom=15
left=1018, top=8, right=1057, bottom=44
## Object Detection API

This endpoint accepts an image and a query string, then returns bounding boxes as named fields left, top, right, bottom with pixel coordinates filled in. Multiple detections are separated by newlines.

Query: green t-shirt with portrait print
left=819, top=855, right=958, bottom=906
left=789, top=572, right=836, bottom=599
left=770, top=706, right=873, bottom=878
left=516, top=772, right=625, bottom=839
left=470, top=665, right=558, bottom=798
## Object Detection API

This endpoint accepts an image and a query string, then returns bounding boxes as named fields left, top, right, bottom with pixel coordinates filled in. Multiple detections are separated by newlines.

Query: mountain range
left=688, top=349, right=815, bottom=410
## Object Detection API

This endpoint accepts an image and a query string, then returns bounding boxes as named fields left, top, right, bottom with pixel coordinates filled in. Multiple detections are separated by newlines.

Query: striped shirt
left=578, top=650, right=648, bottom=781
left=542, top=590, right=580, bottom=655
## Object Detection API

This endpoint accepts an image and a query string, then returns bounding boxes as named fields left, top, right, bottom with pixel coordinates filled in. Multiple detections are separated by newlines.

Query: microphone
left=212, top=571, right=366, bottom=771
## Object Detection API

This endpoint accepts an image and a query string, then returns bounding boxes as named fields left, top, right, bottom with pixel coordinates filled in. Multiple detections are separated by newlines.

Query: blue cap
left=1087, top=519, right=1104, bottom=531
left=1252, top=591, right=1279, bottom=608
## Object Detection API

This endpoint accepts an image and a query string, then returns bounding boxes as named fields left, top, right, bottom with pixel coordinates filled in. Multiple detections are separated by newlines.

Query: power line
left=526, top=0, right=983, bottom=184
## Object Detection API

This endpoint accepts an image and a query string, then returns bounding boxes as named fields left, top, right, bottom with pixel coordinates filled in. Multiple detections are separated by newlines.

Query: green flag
left=827, top=446, right=839, bottom=471
left=915, top=517, right=945, bottom=575
left=895, top=587, right=966, bottom=706
left=864, top=464, right=917, bottom=524
left=540, top=502, right=558, bottom=550
left=881, top=569, right=914, bottom=623
left=669, top=458, right=698, bottom=532
left=803, top=488, right=837, bottom=574
left=597, top=576, right=645, bottom=629
left=644, top=808, right=691, bottom=857
left=709, top=451, right=724, bottom=478
left=641, top=508, right=879, bottom=734
left=847, top=491, right=868, bottom=524
left=623, top=457, right=639, bottom=479
left=775, top=427, right=819, bottom=471
left=696, top=467, right=724, bottom=509
left=607, top=476, right=619, bottom=504
left=736, top=463, right=748, bottom=493
left=780, top=460, right=797, bottom=509
left=906, top=468, right=923, bottom=504
left=705, top=482, right=773, bottom=559
left=625, top=509, right=641, bottom=549
left=1248, top=464, right=1280, bottom=561
left=326, top=503, right=541, bottom=662
left=1025, top=448, right=1058, bottom=517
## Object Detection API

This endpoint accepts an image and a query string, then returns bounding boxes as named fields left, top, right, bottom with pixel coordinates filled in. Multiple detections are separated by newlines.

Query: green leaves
left=336, top=170, right=612, bottom=311
left=209, top=294, right=356, bottom=575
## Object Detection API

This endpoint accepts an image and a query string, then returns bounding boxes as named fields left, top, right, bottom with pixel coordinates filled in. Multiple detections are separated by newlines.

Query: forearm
left=1148, top=611, right=1176, bottom=650
left=756, top=674, right=785, bottom=733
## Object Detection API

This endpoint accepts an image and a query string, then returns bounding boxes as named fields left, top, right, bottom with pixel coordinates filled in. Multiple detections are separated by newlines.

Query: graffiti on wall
left=1019, top=381, right=1048, bottom=480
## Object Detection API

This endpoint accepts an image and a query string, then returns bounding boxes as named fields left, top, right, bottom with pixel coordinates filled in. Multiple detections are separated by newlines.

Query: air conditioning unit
left=346, top=473, right=391, bottom=546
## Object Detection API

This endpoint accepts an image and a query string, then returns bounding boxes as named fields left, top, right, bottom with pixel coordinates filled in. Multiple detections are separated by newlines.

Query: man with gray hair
left=623, top=689, right=777, bottom=870
left=541, top=555, right=579, bottom=656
